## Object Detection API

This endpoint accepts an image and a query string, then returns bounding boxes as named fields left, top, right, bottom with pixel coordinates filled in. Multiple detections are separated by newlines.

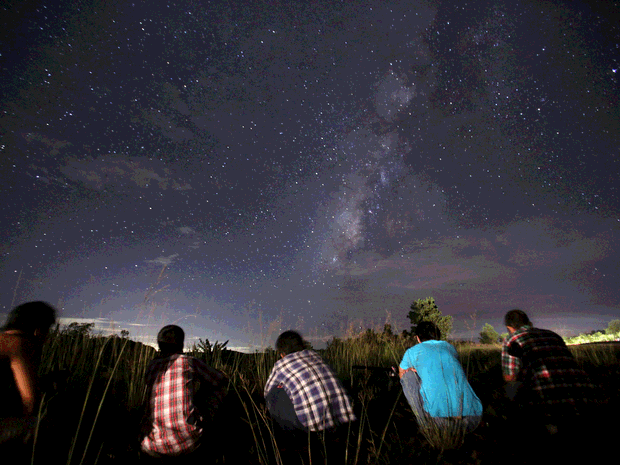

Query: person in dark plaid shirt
left=141, top=325, right=227, bottom=462
left=264, top=331, right=356, bottom=432
left=502, top=309, right=595, bottom=414
left=501, top=307, right=599, bottom=462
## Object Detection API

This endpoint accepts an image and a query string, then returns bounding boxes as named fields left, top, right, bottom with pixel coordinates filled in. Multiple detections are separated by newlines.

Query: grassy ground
left=27, top=328, right=620, bottom=464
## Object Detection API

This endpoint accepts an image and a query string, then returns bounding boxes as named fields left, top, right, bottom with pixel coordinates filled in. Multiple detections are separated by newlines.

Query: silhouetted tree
left=407, top=297, right=452, bottom=340
left=606, top=319, right=620, bottom=335
left=479, top=323, right=500, bottom=344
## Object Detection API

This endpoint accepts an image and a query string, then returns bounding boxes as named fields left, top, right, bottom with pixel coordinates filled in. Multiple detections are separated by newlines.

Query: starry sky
left=1, top=0, right=619, bottom=350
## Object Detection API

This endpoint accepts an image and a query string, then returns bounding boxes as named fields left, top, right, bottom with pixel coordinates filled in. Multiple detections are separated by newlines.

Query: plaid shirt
left=141, top=354, right=226, bottom=456
left=264, top=350, right=356, bottom=431
left=502, top=326, right=595, bottom=409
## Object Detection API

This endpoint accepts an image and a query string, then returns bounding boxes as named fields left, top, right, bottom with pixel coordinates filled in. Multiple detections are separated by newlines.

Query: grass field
left=27, top=326, right=620, bottom=464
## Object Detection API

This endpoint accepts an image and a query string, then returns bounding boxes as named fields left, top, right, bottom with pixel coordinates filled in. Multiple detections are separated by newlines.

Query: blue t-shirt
left=400, top=340, right=482, bottom=418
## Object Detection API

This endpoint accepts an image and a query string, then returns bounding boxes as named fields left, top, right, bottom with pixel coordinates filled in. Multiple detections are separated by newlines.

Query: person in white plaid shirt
left=141, top=325, right=227, bottom=462
left=264, top=330, right=356, bottom=437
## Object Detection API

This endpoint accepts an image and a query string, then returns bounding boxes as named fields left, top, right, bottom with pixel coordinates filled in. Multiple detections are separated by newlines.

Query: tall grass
left=35, top=326, right=155, bottom=464
left=29, top=326, right=619, bottom=464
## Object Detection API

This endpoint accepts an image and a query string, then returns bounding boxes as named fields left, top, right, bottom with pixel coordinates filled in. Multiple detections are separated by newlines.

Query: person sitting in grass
left=399, top=321, right=482, bottom=433
left=264, top=330, right=356, bottom=461
left=140, top=325, right=227, bottom=463
left=0, top=301, right=57, bottom=456
left=502, top=309, right=597, bottom=433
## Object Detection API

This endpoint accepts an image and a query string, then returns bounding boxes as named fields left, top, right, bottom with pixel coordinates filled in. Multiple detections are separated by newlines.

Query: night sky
left=1, top=0, right=618, bottom=350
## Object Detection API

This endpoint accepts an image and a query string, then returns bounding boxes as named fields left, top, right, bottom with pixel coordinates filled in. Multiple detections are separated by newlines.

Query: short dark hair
left=157, top=325, right=184, bottom=355
left=3, top=301, right=57, bottom=335
left=275, top=330, right=306, bottom=355
left=415, top=321, right=441, bottom=342
left=504, top=309, right=531, bottom=329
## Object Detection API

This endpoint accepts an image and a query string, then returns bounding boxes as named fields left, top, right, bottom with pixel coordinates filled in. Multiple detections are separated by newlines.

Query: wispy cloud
left=145, top=253, right=179, bottom=266
left=58, top=316, right=147, bottom=336
left=60, top=156, right=192, bottom=191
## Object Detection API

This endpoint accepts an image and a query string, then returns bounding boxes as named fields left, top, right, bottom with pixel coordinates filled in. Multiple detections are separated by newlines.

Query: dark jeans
left=265, top=386, right=307, bottom=432
left=265, top=386, right=352, bottom=464
left=400, top=370, right=481, bottom=433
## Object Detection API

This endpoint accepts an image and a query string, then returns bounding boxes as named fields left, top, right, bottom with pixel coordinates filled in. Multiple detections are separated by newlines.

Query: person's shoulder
left=146, top=353, right=175, bottom=369
left=519, top=326, right=559, bottom=340
left=438, top=340, right=457, bottom=352
left=531, top=327, right=566, bottom=345
left=0, top=330, right=27, bottom=355
left=286, top=348, right=315, bottom=359
left=424, top=340, right=454, bottom=353
left=302, top=349, right=321, bottom=359
left=282, top=349, right=324, bottom=368
left=403, top=344, right=416, bottom=354
left=533, top=327, right=561, bottom=337
left=417, top=339, right=446, bottom=347
left=508, top=325, right=532, bottom=340
left=407, top=341, right=430, bottom=357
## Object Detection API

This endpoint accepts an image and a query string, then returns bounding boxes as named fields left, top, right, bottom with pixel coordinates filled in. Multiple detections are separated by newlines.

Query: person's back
left=141, top=325, right=226, bottom=461
left=503, top=325, right=595, bottom=413
left=399, top=321, right=482, bottom=433
left=264, top=330, right=356, bottom=463
left=502, top=309, right=600, bottom=463
left=141, top=353, right=226, bottom=456
left=401, top=339, right=482, bottom=419
left=265, top=348, right=356, bottom=432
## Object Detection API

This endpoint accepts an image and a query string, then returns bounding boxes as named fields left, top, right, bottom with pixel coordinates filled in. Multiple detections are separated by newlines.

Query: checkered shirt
left=264, top=350, right=356, bottom=431
left=502, top=326, right=596, bottom=408
left=141, top=354, right=226, bottom=456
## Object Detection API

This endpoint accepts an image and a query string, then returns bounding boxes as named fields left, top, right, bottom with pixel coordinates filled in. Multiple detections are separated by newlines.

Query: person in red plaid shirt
left=501, top=309, right=597, bottom=456
left=140, top=325, right=227, bottom=462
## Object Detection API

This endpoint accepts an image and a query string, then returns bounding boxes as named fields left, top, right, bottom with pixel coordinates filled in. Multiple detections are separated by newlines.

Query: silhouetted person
left=264, top=330, right=356, bottom=463
left=399, top=321, right=482, bottom=434
left=0, top=301, right=56, bottom=458
left=140, top=325, right=227, bottom=464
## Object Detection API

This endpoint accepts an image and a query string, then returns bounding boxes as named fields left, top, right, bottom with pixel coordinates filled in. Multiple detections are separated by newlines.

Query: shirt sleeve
left=501, top=339, right=521, bottom=378
left=399, top=348, right=413, bottom=370
left=264, top=364, right=281, bottom=398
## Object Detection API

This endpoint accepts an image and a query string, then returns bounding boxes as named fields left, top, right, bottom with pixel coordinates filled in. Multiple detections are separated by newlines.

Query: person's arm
left=1, top=333, right=37, bottom=415
left=263, top=366, right=280, bottom=397
left=398, top=349, right=417, bottom=379
left=11, top=356, right=37, bottom=415
left=398, top=366, right=416, bottom=379
left=501, top=340, right=520, bottom=383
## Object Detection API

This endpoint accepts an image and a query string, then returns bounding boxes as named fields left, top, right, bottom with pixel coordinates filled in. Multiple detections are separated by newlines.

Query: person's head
left=157, top=325, right=184, bottom=356
left=414, top=321, right=441, bottom=342
left=275, top=330, right=306, bottom=356
left=504, top=309, right=531, bottom=333
left=3, top=301, right=57, bottom=338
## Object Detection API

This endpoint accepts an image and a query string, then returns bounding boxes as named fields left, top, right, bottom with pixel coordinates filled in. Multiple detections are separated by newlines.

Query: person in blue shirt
left=399, top=321, right=482, bottom=433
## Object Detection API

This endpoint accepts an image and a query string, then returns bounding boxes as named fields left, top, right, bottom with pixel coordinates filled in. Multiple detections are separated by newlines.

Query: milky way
left=1, top=1, right=618, bottom=349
